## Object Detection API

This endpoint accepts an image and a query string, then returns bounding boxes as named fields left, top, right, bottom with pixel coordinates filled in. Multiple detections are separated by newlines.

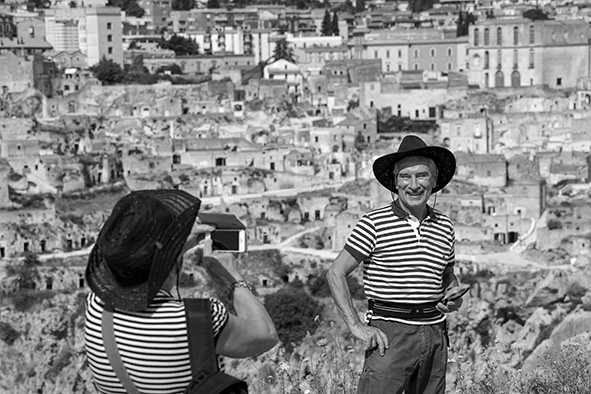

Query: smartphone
left=210, top=229, right=247, bottom=253
left=442, top=284, right=470, bottom=304
left=198, top=212, right=247, bottom=253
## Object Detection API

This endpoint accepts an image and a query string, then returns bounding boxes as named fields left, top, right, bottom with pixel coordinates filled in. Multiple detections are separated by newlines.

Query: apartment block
left=44, top=7, right=123, bottom=67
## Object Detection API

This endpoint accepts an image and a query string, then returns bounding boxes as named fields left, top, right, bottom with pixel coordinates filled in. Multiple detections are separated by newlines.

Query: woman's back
left=85, top=291, right=228, bottom=394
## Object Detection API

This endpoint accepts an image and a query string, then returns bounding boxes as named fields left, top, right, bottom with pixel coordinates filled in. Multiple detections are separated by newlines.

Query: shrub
left=0, top=322, right=20, bottom=345
left=264, top=287, right=323, bottom=352
left=10, top=290, right=56, bottom=312
left=547, top=219, right=562, bottom=230
left=524, top=341, right=591, bottom=393
left=243, top=319, right=364, bottom=394
left=308, top=271, right=365, bottom=300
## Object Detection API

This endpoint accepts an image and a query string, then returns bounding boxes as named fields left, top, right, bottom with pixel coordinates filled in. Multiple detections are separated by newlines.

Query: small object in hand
left=442, top=284, right=470, bottom=304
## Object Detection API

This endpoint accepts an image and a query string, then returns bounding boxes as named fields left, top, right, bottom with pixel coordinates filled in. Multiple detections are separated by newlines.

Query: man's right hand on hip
left=351, top=322, right=389, bottom=356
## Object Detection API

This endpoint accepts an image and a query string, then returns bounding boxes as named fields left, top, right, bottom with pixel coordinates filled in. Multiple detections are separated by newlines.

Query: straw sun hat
left=85, top=189, right=201, bottom=312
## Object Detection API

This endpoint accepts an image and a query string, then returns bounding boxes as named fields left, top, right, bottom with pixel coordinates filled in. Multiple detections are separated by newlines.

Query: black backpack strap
left=101, top=306, right=141, bottom=394
left=183, top=298, right=218, bottom=379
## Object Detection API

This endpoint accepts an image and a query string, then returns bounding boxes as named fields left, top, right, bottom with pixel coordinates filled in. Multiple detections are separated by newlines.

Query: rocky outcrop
left=522, top=310, right=591, bottom=373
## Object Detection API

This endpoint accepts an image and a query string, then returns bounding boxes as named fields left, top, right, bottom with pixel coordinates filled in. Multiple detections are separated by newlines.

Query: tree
left=331, top=11, right=339, bottom=36
left=264, top=287, right=323, bottom=352
left=171, top=0, right=194, bottom=10
left=89, top=57, right=124, bottom=85
left=6, top=252, right=41, bottom=290
left=523, top=8, right=549, bottom=21
left=206, top=0, right=219, bottom=8
left=272, top=38, right=295, bottom=62
left=159, top=34, right=200, bottom=56
left=155, top=63, right=183, bottom=74
left=355, top=0, right=365, bottom=13
left=108, top=0, right=145, bottom=17
left=410, top=0, right=437, bottom=13
left=456, top=11, right=476, bottom=38
left=354, top=130, right=368, bottom=152
left=308, top=270, right=365, bottom=300
left=28, top=0, right=51, bottom=10
left=321, top=9, right=332, bottom=36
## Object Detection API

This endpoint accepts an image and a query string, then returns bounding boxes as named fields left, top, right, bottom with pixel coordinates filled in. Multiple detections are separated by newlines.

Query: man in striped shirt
left=327, top=135, right=465, bottom=394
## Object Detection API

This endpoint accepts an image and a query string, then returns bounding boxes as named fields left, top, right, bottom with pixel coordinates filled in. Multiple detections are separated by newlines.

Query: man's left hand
left=436, top=297, right=462, bottom=313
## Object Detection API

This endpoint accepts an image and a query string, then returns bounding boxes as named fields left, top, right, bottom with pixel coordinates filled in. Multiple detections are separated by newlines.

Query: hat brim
left=373, top=146, right=456, bottom=194
left=85, top=190, right=201, bottom=312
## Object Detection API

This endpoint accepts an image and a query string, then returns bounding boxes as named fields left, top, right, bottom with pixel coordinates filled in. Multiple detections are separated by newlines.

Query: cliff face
left=0, top=265, right=590, bottom=393
left=0, top=292, right=94, bottom=394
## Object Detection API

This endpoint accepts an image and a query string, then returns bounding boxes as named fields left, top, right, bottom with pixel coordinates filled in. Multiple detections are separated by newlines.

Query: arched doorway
left=511, top=71, right=521, bottom=87
left=495, top=71, right=504, bottom=88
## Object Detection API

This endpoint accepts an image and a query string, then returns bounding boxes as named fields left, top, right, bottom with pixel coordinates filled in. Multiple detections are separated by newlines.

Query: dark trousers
left=356, top=319, right=448, bottom=394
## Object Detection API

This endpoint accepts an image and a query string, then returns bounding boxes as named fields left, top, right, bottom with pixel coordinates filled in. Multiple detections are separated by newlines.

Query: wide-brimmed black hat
left=85, top=189, right=201, bottom=312
left=373, top=135, right=456, bottom=194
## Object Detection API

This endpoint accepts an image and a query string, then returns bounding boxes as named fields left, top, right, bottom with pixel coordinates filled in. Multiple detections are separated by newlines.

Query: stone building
left=332, top=209, right=365, bottom=251
left=439, top=112, right=492, bottom=154
left=0, top=158, right=11, bottom=208
left=468, top=19, right=591, bottom=89
left=297, top=194, right=330, bottom=222
left=455, top=152, right=507, bottom=188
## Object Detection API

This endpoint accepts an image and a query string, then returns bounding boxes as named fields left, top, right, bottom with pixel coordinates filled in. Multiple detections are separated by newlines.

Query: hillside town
left=1, top=0, right=591, bottom=392
left=1, top=0, right=590, bottom=273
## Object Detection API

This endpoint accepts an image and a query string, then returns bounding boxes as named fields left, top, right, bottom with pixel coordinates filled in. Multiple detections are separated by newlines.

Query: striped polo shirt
left=344, top=199, right=455, bottom=325
left=85, top=291, right=228, bottom=394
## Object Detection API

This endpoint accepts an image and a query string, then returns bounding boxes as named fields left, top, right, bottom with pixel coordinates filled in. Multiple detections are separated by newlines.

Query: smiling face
left=393, top=156, right=438, bottom=218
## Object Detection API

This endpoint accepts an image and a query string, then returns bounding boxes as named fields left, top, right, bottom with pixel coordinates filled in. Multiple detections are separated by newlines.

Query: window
left=447, top=47, right=452, bottom=56
left=513, top=26, right=519, bottom=45
left=414, top=49, right=419, bottom=58
left=484, top=28, right=490, bottom=45
left=398, top=50, right=402, bottom=57
left=414, top=64, right=419, bottom=70
left=474, top=28, right=479, bottom=46
left=108, top=47, right=113, bottom=54
left=497, top=27, right=502, bottom=45
left=557, top=78, right=562, bottom=86
left=374, top=50, right=378, bottom=59
left=529, top=25, right=535, bottom=44
left=386, top=50, right=390, bottom=58
left=107, top=34, right=112, bottom=42
left=529, top=49, right=534, bottom=69
left=430, top=48, right=435, bottom=57
left=430, top=63, right=435, bottom=71
left=447, top=62, right=452, bottom=70
left=484, top=51, right=489, bottom=69
left=386, top=64, right=390, bottom=72
left=484, top=72, right=489, bottom=88
left=497, top=50, right=502, bottom=69
left=107, top=22, right=112, bottom=29
left=513, top=49, right=518, bottom=69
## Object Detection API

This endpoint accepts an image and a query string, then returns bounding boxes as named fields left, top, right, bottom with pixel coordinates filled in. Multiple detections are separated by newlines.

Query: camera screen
left=211, top=229, right=247, bottom=252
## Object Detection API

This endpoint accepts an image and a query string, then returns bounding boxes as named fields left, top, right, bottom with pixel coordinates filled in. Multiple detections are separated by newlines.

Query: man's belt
left=368, top=299, right=442, bottom=320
